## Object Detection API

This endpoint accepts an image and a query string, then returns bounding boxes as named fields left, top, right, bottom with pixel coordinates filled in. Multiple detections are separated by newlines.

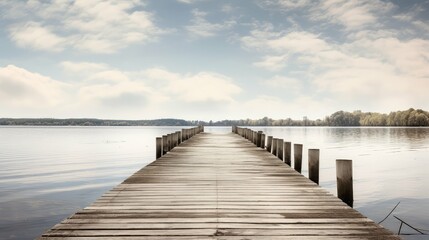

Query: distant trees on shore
left=1, top=108, right=428, bottom=127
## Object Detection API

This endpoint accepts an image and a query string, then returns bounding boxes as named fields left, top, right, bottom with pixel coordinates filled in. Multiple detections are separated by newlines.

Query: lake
left=0, top=126, right=428, bottom=239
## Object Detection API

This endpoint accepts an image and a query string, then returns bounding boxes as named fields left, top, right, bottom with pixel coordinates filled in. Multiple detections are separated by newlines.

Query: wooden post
left=253, top=131, right=257, bottom=145
left=277, top=139, right=284, bottom=161
left=284, top=142, right=291, bottom=166
left=261, top=133, right=265, bottom=149
left=156, top=137, right=162, bottom=159
left=176, top=131, right=181, bottom=145
left=294, top=144, right=303, bottom=173
left=178, top=131, right=182, bottom=144
left=272, top=138, right=277, bottom=156
left=162, top=135, right=168, bottom=154
left=267, top=136, right=273, bottom=152
left=168, top=134, right=173, bottom=150
left=256, top=131, right=262, bottom=147
left=336, top=159, right=353, bottom=207
left=308, top=149, right=320, bottom=184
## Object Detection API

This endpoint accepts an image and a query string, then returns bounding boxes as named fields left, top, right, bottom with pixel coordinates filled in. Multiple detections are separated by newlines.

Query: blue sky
left=1, top=0, right=428, bottom=121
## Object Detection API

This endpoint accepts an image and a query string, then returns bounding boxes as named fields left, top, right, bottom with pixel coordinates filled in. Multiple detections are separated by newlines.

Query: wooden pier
left=39, top=128, right=399, bottom=239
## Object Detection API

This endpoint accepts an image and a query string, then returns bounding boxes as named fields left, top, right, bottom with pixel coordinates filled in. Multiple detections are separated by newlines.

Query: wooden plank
left=39, top=132, right=399, bottom=239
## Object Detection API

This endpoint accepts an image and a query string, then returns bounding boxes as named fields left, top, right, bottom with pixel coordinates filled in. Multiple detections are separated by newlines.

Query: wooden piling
left=294, top=143, right=303, bottom=173
left=162, top=135, right=168, bottom=154
left=308, top=149, right=320, bottom=185
left=156, top=137, right=162, bottom=159
left=256, top=131, right=262, bottom=147
left=284, top=141, right=291, bottom=166
left=277, top=139, right=284, bottom=161
left=267, top=136, right=273, bottom=152
left=272, top=138, right=277, bottom=156
left=261, top=133, right=265, bottom=149
left=336, top=159, right=353, bottom=207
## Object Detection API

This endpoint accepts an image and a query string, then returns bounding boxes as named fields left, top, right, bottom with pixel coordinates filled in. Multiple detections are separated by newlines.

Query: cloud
left=143, top=68, right=242, bottom=103
left=9, top=22, right=67, bottom=52
left=262, top=0, right=394, bottom=30
left=240, top=95, right=329, bottom=119
left=171, top=72, right=241, bottom=102
left=0, top=65, right=69, bottom=107
left=60, top=61, right=108, bottom=73
left=267, top=0, right=311, bottom=9
left=253, top=55, right=288, bottom=71
left=240, top=19, right=429, bottom=113
left=0, top=62, right=243, bottom=119
left=177, top=0, right=200, bottom=4
left=2, top=0, right=164, bottom=53
left=263, top=75, right=302, bottom=92
left=186, top=9, right=235, bottom=38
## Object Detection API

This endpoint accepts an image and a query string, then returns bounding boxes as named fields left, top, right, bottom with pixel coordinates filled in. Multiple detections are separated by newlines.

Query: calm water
left=0, top=126, right=428, bottom=239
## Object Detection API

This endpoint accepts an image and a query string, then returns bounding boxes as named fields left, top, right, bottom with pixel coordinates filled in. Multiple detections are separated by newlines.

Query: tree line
left=1, top=108, right=428, bottom=127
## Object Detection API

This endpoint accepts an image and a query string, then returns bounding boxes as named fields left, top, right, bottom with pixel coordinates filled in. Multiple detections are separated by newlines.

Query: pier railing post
left=272, top=138, right=278, bottom=156
left=267, top=136, right=273, bottom=152
left=308, top=149, right=320, bottom=184
left=156, top=137, right=162, bottom=159
left=284, top=142, right=291, bottom=166
left=294, top=144, right=303, bottom=173
left=336, top=159, right=353, bottom=207
left=253, top=131, right=257, bottom=145
left=162, top=135, right=168, bottom=154
left=277, top=139, right=284, bottom=161
left=257, top=131, right=262, bottom=147
left=261, top=133, right=265, bottom=149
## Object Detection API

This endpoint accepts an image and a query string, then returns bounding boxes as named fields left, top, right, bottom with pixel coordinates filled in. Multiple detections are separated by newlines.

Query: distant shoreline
left=1, top=108, right=429, bottom=127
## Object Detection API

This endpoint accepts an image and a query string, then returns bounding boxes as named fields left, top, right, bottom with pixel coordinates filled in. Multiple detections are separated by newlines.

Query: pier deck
left=39, top=132, right=399, bottom=239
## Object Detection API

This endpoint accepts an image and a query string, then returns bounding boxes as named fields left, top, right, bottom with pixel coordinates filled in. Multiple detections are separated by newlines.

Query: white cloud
left=242, top=24, right=330, bottom=55
left=9, top=22, right=67, bottom=52
left=253, top=55, right=288, bottom=71
left=240, top=20, right=429, bottom=113
left=2, top=0, right=163, bottom=53
left=186, top=9, right=235, bottom=38
left=169, top=72, right=241, bottom=102
left=272, top=0, right=311, bottom=9
left=60, top=61, right=108, bottom=73
left=240, top=95, right=329, bottom=120
left=263, top=0, right=394, bottom=30
left=0, top=65, right=69, bottom=107
left=263, top=75, right=302, bottom=92
left=0, top=62, right=243, bottom=119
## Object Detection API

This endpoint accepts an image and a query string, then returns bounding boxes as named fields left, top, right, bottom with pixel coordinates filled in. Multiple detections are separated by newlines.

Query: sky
left=0, top=0, right=429, bottom=121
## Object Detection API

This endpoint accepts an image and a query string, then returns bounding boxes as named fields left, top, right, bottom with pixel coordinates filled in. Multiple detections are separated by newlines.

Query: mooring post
left=169, top=134, right=174, bottom=150
left=294, top=144, right=303, bottom=173
left=156, top=137, right=162, bottom=159
left=277, top=139, right=284, bottom=161
left=162, top=135, right=168, bottom=154
left=308, top=149, right=320, bottom=184
left=261, top=133, right=266, bottom=149
left=178, top=131, right=182, bottom=144
left=253, top=131, right=257, bottom=145
left=272, top=138, right=278, bottom=156
left=256, top=131, right=262, bottom=147
left=336, top=159, right=353, bottom=207
left=267, top=136, right=273, bottom=152
left=284, top=141, right=291, bottom=166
